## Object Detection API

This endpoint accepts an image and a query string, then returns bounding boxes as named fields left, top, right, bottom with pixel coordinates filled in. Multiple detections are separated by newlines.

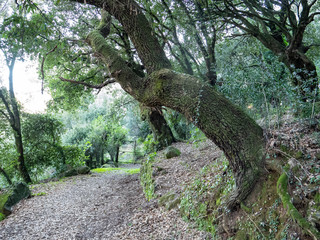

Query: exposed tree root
left=277, top=173, right=320, bottom=240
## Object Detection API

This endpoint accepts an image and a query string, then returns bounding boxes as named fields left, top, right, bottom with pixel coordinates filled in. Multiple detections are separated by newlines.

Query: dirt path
left=0, top=166, right=208, bottom=240
left=0, top=169, right=149, bottom=240
left=0, top=141, right=217, bottom=240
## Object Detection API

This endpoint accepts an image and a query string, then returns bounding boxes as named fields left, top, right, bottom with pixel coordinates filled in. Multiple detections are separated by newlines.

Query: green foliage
left=0, top=192, right=9, bottom=220
left=62, top=145, right=87, bottom=168
left=22, top=114, right=63, bottom=173
left=140, top=152, right=157, bottom=201
left=58, top=92, right=132, bottom=168
left=139, top=134, right=159, bottom=155
left=0, top=130, right=18, bottom=187
left=0, top=10, right=55, bottom=60
left=216, top=38, right=299, bottom=124
left=179, top=155, right=234, bottom=235
left=163, top=109, right=192, bottom=141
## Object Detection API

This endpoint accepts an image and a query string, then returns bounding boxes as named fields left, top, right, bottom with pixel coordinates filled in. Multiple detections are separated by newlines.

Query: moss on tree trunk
left=83, top=1, right=266, bottom=209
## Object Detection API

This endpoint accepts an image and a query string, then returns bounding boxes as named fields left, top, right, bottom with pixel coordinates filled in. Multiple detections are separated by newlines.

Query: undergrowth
left=179, top=154, right=234, bottom=236
left=140, top=152, right=157, bottom=201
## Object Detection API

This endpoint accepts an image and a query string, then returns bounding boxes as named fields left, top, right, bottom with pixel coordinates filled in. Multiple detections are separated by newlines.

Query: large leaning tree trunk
left=74, top=0, right=266, bottom=209
left=0, top=57, right=32, bottom=184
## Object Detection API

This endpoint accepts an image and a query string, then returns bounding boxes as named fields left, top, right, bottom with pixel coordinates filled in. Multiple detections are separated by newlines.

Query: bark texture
left=87, top=30, right=265, bottom=208
left=72, top=0, right=267, bottom=209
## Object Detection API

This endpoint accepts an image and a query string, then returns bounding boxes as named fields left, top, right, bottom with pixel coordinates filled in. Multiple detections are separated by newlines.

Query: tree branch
left=59, top=77, right=116, bottom=89
left=0, top=88, right=14, bottom=124
left=41, top=45, right=58, bottom=94
left=0, top=109, right=10, bottom=122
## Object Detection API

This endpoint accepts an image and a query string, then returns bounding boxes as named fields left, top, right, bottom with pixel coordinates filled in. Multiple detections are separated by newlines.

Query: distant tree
left=60, top=94, right=129, bottom=168
left=207, top=0, right=320, bottom=101
left=0, top=11, right=54, bottom=183
left=22, top=114, right=66, bottom=172
left=0, top=114, right=17, bottom=186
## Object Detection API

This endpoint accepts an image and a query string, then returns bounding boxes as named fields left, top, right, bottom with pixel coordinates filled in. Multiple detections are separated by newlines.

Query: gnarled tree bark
left=74, top=0, right=266, bottom=209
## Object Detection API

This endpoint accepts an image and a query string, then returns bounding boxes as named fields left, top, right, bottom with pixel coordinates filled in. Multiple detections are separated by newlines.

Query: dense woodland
left=0, top=0, right=320, bottom=239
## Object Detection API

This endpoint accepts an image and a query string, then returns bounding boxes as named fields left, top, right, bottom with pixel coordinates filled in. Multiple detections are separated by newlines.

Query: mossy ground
left=179, top=155, right=234, bottom=236
left=91, top=168, right=121, bottom=173
left=91, top=167, right=140, bottom=175
left=124, top=168, right=140, bottom=174
left=139, top=139, right=319, bottom=239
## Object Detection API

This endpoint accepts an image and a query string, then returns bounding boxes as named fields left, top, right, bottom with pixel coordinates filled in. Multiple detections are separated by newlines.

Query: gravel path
left=0, top=142, right=215, bottom=240
left=0, top=170, right=147, bottom=240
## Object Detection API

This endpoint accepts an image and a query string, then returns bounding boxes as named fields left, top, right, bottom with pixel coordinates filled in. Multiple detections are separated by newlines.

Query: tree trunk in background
left=115, top=145, right=120, bottom=167
left=101, top=148, right=104, bottom=165
left=282, top=51, right=319, bottom=101
left=7, top=58, right=32, bottom=184
left=0, top=167, right=13, bottom=185
left=140, top=105, right=175, bottom=150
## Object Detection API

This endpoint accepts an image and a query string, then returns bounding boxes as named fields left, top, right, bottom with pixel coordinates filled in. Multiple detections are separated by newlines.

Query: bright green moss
left=91, top=168, right=121, bottom=173
left=124, top=168, right=140, bottom=174
left=0, top=212, right=5, bottom=221
left=0, top=193, right=9, bottom=213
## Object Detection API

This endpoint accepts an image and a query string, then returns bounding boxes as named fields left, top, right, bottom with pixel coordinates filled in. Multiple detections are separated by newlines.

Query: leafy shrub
left=179, top=155, right=234, bottom=235
left=140, top=134, right=159, bottom=155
